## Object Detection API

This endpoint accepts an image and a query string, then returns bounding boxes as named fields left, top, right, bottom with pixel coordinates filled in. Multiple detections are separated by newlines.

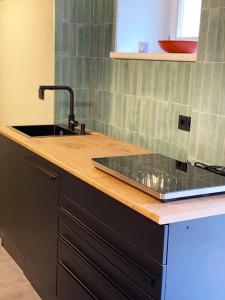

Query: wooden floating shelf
left=110, top=52, right=197, bottom=62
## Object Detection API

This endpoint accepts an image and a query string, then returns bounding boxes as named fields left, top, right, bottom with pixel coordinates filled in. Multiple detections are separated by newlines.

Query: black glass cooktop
left=92, top=153, right=225, bottom=202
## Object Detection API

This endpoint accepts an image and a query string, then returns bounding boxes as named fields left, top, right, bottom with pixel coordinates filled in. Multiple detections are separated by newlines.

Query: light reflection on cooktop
left=92, top=154, right=225, bottom=202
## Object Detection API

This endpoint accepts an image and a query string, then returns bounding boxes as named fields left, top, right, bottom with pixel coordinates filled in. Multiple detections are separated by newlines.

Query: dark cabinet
left=2, top=134, right=225, bottom=300
left=0, top=135, right=58, bottom=300
left=0, top=135, right=166, bottom=300
left=58, top=170, right=225, bottom=300
left=58, top=210, right=155, bottom=300
left=58, top=238, right=128, bottom=299
left=59, top=170, right=167, bottom=299
left=60, top=171, right=168, bottom=265
left=0, top=135, right=27, bottom=267
left=21, top=154, right=58, bottom=300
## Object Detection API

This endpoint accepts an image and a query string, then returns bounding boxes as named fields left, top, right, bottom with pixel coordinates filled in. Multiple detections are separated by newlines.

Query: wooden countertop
left=1, top=126, right=225, bottom=225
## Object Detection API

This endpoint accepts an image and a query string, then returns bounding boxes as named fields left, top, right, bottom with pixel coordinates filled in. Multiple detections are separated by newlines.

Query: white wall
left=0, top=0, right=55, bottom=126
left=116, top=0, right=178, bottom=53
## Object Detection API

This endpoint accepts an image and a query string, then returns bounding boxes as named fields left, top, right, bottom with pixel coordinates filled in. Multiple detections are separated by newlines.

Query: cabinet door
left=0, top=135, right=26, bottom=267
left=0, top=135, right=58, bottom=300
left=21, top=153, right=58, bottom=300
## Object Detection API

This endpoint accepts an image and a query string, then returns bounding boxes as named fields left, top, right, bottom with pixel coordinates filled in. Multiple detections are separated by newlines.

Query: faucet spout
left=38, top=85, right=78, bottom=131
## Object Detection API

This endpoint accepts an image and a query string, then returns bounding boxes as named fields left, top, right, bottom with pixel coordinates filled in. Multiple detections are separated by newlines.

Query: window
left=176, top=0, right=202, bottom=39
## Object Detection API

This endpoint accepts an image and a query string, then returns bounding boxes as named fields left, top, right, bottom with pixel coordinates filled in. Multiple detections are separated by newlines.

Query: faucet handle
left=73, top=120, right=79, bottom=127
left=68, top=116, right=79, bottom=131
left=80, top=123, right=86, bottom=134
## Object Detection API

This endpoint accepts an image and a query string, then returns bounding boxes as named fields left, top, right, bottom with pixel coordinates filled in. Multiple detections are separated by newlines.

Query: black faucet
left=38, top=85, right=79, bottom=131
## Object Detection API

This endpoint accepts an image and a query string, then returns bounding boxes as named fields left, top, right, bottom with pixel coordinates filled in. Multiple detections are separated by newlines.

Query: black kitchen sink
left=12, top=125, right=83, bottom=137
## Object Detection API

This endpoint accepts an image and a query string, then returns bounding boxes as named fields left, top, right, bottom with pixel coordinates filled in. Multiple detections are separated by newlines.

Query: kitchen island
left=0, top=125, right=225, bottom=300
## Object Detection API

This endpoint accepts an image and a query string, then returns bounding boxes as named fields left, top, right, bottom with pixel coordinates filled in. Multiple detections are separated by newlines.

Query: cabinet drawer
left=60, top=192, right=166, bottom=283
left=60, top=171, right=168, bottom=265
left=57, top=264, right=96, bottom=300
left=59, top=209, right=159, bottom=299
left=58, top=238, right=128, bottom=300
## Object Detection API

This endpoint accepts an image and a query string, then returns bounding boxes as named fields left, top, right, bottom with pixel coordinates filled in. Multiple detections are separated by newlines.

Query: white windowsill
left=110, top=52, right=197, bottom=62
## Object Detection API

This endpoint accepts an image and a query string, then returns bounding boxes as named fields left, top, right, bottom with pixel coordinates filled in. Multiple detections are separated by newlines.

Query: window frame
left=176, top=0, right=200, bottom=40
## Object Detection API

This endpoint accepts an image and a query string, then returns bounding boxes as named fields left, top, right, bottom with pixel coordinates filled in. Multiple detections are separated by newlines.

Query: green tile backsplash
left=55, top=0, right=225, bottom=165
left=55, top=0, right=93, bottom=127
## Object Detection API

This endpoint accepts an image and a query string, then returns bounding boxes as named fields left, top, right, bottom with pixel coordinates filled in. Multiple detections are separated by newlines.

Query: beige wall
left=0, top=0, right=55, bottom=125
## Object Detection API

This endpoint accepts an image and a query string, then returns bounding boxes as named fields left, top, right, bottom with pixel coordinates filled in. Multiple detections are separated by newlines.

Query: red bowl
left=158, top=40, right=198, bottom=53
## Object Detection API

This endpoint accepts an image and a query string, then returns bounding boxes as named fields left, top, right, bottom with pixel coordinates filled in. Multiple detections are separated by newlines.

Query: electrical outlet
left=178, top=115, right=191, bottom=132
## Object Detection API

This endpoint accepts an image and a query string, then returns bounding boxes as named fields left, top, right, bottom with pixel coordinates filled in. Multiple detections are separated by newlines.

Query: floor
left=0, top=242, right=41, bottom=300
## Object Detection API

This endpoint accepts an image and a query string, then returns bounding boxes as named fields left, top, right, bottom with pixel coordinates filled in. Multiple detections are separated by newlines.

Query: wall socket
left=178, top=115, right=191, bottom=132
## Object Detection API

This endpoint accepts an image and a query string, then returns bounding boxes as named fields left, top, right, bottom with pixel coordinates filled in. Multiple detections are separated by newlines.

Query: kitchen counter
left=1, top=125, right=225, bottom=225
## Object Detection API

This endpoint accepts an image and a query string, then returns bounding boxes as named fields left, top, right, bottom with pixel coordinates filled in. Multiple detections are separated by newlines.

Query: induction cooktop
left=92, top=153, right=225, bottom=202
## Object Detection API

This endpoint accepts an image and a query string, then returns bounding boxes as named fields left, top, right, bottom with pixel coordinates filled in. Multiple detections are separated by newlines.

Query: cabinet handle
left=59, top=261, right=98, bottom=300
left=60, top=233, right=74, bottom=247
left=24, top=157, right=58, bottom=180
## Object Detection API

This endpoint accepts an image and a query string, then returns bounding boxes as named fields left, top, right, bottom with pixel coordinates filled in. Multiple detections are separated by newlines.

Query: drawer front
left=60, top=170, right=168, bottom=265
left=60, top=192, right=166, bottom=282
left=59, top=209, right=159, bottom=299
left=58, top=238, right=128, bottom=300
left=57, top=264, right=95, bottom=300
